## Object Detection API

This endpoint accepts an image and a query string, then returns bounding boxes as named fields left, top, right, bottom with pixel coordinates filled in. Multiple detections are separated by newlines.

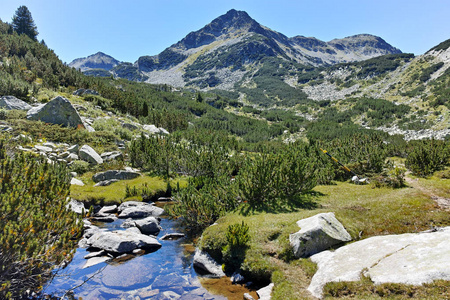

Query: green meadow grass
left=70, top=173, right=187, bottom=205
left=199, top=178, right=450, bottom=299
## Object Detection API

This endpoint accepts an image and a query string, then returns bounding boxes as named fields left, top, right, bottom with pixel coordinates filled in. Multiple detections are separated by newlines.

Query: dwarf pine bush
left=0, top=139, right=82, bottom=299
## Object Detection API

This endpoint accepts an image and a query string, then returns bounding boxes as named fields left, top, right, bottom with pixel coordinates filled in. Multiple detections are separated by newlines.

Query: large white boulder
left=289, top=212, right=351, bottom=258
left=308, top=227, right=450, bottom=299
left=26, top=96, right=83, bottom=128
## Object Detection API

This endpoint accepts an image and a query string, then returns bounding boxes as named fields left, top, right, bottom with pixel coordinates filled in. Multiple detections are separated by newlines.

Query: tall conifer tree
left=12, top=5, right=38, bottom=41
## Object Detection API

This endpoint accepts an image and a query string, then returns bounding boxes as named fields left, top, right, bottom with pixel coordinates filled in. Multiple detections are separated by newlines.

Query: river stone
left=90, top=214, right=118, bottom=223
left=92, top=169, right=140, bottom=183
left=257, top=283, right=274, bottom=300
left=99, top=205, right=118, bottom=214
left=118, top=205, right=164, bottom=218
left=26, top=96, right=83, bottom=128
left=134, top=216, right=161, bottom=235
left=79, top=144, right=103, bottom=165
left=308, top=227, right=450, bottom=299
left=87, top=230, right=161, bottom=254
left=0, top=95, right=32, bottom=110
left=289, top=212, right=351, bottom=258
left=160, top=233, right=185, bottom=240
left=193, top=249, right=225, bottom=278
left=118, top=200, right=153, bottom=211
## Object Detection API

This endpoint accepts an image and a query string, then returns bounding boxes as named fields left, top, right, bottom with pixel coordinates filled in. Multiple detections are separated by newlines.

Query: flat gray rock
left=0, top=95, right=32, bottom=110
left=100, top=151, right=124, bottom=162
left=92, top=169, right=140, bottom=183
left=87, top=230, right=161, bottom=254
left=118, top=206, right=164, bottom=218
left=289, top=212, right=351, bottom=258
left=308, top=227, right=450, bottom=299
left=79, top=144, right=103, bottom=165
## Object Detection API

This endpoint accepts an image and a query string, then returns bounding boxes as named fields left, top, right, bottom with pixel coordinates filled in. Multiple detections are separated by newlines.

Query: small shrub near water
left=222, top=221, right=250, bottom=273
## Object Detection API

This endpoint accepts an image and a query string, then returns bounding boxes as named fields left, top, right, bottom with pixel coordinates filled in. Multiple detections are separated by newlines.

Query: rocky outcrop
left=26, top=96, right=84, bottom=128
left=193, top=249, right=225, bottom=277
left=289, top=212, right=351, bottom=258
left=308, top=227, right=450, bottom=299
left=0, top=96, right=32, bottom=110
left=79, top=144, right=103, bottom=165
left=86, top=230, right=161, bottom=254
left=92, top=169, right=140, bottom=183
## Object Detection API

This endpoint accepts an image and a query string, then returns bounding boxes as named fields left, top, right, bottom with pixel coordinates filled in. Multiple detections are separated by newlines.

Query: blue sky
left=1, top=0, right=449, bottom=64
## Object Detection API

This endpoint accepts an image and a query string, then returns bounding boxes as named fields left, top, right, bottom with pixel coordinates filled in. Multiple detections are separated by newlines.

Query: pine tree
left=11, top=5, right=38, bottom=41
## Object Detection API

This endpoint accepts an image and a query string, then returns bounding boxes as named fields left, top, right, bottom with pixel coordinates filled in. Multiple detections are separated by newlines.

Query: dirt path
left=404, top=176, right=450, bottom=211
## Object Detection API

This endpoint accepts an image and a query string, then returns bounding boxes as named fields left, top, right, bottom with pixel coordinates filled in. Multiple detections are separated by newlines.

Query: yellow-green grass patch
left=70, top=173, right=188, bottom=205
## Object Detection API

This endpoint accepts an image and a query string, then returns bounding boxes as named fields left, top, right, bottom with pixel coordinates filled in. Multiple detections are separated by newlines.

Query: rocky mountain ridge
left=70, top=9, right=401, bottom=89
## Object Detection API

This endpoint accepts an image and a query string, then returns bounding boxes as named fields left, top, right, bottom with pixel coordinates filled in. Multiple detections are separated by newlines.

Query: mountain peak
left=176, top=9, right=261, bottom=50
left=69, top=52, right=120, bottom=72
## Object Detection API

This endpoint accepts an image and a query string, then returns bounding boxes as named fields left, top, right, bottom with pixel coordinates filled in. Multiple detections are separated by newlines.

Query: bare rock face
left=289, top=212, right=351, bottom=258
left=0, top=96, right=32, bottom=110
left=308, top=227, right=450, bottom=299
left=26, top=96, right=83, bottom=128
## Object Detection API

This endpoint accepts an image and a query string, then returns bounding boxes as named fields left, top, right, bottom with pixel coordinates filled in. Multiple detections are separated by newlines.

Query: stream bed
left=43, top=216, right=231, bottom=300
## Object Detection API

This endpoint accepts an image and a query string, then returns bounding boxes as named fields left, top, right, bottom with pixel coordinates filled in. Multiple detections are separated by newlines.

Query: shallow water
left=43, top=216, right=228, bottom=299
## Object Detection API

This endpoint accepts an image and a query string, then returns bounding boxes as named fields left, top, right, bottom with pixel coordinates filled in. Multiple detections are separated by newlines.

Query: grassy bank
left=198, top=176, right=450, bottom=299
left=70, top=173, right=188, bottom=205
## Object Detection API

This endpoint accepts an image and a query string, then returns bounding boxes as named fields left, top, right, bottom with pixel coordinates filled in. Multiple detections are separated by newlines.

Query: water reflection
left=44, top=217, right=227, bottom=299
